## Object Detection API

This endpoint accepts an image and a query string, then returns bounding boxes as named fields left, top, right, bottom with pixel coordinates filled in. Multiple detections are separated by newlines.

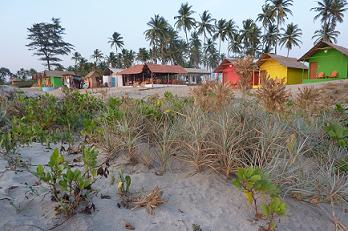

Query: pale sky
left=0, top=0, right=347, bottom=72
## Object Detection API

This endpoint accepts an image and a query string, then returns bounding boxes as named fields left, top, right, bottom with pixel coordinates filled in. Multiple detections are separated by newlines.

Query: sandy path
left=1, top=143, right=346, bottom=231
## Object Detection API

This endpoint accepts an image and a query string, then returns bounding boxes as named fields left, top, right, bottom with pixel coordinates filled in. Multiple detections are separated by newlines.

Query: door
left=111, top=77, right=116, bottom=87
left=310, top=62, right=318, bottom=79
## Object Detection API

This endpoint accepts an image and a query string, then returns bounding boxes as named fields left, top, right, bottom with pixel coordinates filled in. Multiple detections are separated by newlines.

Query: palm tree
left=106, top=52, right=117, bottom=68
left=311, top=0, right=347, bottom=43
left=262, top=24, right=278, bottom=53
left=312, top=23, right=340, bottom=43
left=145, top=15, right=170, bottom=63
left=108, top=32, right=124, bottom=53
left=204, top=38, right=219, bottom=70
left=266, top=0, right=294, bottom=54
left=137, top=48, right=150, bottom=63
left=225, top=19, right=238, bottom=57
left=71, top=52, right=82, bottom=67
left=91, top=49, right=103, bottom=66
left=197, top=10, right=216, bottom=45
left=174, top=3, right=196, bottom=43
left=189, top=31, right=202, bottom=68
left=279, top=23, right=302, bottom=57
left=228, top=34, right=243, bottom=57
left=257, top=4, right=276, bottom=28
left=240, top=19, right=262, bottom=57
left=213, top=19, right=228, bottom=55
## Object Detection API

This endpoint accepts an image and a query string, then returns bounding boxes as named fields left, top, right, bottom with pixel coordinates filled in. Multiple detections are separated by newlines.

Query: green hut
left=298, top=40, right=348, bottom=83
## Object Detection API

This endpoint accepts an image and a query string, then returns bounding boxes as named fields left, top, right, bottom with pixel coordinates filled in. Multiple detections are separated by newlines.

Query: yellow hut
left=257, top=54, right=308, bottom=85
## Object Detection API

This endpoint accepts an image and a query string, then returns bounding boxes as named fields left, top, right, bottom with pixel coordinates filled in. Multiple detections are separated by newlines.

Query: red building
left=213, top=59, right=260, bottom=87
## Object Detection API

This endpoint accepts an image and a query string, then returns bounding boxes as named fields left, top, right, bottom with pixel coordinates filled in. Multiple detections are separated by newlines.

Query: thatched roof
left=213, top=58, right=258, bottom=73
left=257, top=54, right=308, bottom=69
left=84, top=70, right=102, bottom=79
left=117, top=63, right=187, bottom=75
left=298, top=40, right=348, bottom=61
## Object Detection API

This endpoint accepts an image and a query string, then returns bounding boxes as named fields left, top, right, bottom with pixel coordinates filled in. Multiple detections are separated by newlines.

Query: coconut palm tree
left=225, top=19, right=238, bottom=57
left=145, top=15, right=170, bottom=63
left=311, top=0, right=347, bottom=43
left=106, top=52, right=117, bottom=68
left=312, top=23, right=340, bottom=43
left=71, top=52, right=82, bottom=67
left=257, top=4, right=276, bottom=28
left=266, top=0, right=294, bottom=54
left=108, top=32, right=124, bottom=54
left=204, top=38, right=219, bottom=70
left=174, top=3, right=196, bottom=43
left=241, top=19, right=262, bottom=57
left=189, top=31, right=202, bottom=68
left=137, top=48, right=150, bottom=63
left=91, top=49, right=103, bottom=66
left=279, top=23, right=302, bottom=57
left=228, top=33, right=243, bottom=57
left=213, top=19, right=228, bottom=55
left=262, top=24, right=278, bottom=53
left=197, top=10, right=216, bottom=45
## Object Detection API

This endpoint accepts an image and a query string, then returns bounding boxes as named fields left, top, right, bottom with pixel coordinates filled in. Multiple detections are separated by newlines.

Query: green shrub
left=117, top=170, right=131, bottom=195
left=36, top=147, right=103, bottom=216
left=261, top=197, right=287, bottom=231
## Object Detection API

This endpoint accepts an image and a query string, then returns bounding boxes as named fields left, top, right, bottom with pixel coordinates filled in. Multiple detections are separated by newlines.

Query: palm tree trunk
left=275, top=18, right=279, bottom=54
left=287, top=48, right=290, bottom=57
left=219, top=38, right=222, bottom=55
left=185, top=29, right=188, bottom=44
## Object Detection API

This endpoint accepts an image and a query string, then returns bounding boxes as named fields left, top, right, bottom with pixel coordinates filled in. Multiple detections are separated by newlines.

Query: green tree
left=91, top=49, right=103, bottom=66
left=204, top=39, right=219, bottom=70
left=174, top=2, right=196, bottom=43
left=266, top=0, right=294, bottom=54
left=0, top=67, right=12, bottom=83
left=26, top=18, right=73, bottom=70
left=137, top=48, right=150, bottom=63
left=15, top=68, right=36, bottom=80
left=189, top=32, right=202, bottom=68
left=145, top=15, right=170, bottom=63
left=312, top=23, right=340, bottom=43
left=108, top=32, right=124, bottom=53
left=106, top=52, right=118, bottom=68
left=241, top=19, right=262, bottom=57
left=71, top=52, right=82, bottom=68
left=213, top=19, right=228, bottom=55
left=279, top=23, right=302, bottom=57
left=197, top=10, right=216, bottom=46
left=262, top=24, right=278, bottom=53
left=225, top=19, right=238, bottom=57
left=311, top=0, right=347, bottom=43
left=228, top=34, right=243, bottom=57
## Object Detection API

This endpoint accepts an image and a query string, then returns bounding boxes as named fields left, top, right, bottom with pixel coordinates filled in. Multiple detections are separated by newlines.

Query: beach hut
left=298, top=40, right=348, bottom=83
left=117, top=63, right=187, bottom=87
left=213, top=59, right=260, bottom=87
left=83, top=70, right=103, bottom=88
left=257, top=54, right=308, bottom=85
left=33, top=71, right=77, bottom=88
left=102, top=68, right=124, bottom=87
left=184, top=68, right=211, bottom=85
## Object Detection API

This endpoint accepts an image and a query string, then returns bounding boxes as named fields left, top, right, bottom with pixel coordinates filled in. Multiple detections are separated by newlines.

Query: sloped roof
left=44, top=70, right=76, bottom=77
left=185, top=68, right=211, bottom=74
left=213, top=59, right=235, bottom=73
left=298, top=40, right=348, bottom=61
left=84, top=70, right=102, bottom=79
left=257, top=54, right=308, bottom=69
left=117, top=63, right=187, bottom=75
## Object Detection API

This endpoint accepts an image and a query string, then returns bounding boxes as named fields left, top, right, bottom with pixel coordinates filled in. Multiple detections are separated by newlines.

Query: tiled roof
left=44, top=70, right=76, bottom=77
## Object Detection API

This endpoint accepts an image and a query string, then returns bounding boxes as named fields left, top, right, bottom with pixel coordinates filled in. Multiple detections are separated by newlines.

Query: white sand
left=1, top=143, right=347, bottom=231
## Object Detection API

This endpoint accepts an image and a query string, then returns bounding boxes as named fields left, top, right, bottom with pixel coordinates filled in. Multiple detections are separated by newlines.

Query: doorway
left=310, top=62, right=318, bottom=79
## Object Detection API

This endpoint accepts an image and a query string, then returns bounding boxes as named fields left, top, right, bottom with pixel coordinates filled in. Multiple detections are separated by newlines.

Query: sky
left=0, top=0, right=347, bottom=72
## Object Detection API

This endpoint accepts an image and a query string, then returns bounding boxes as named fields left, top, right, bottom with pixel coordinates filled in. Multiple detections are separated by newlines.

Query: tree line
left=1, top=0, right=346, bottom=82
